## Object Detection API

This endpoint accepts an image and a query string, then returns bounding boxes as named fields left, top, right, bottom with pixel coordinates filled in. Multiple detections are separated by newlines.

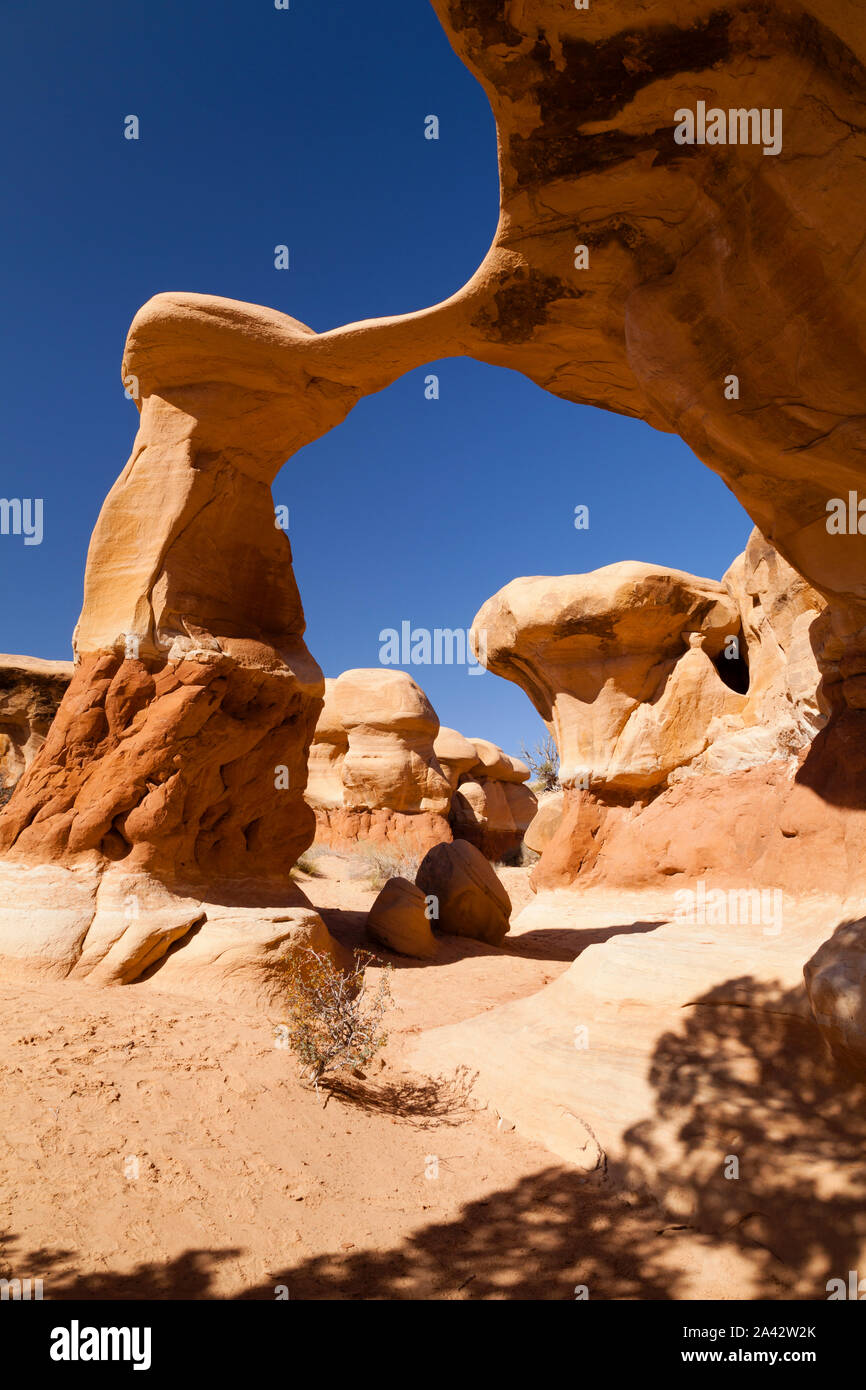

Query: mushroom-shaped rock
left=446, top=737, right=536, bottom=859
left=502, top=781, right=537, bottom=839
left=416, top=840, right=511, bottom=946
left=305, top=669, right=453, bottom=854
left=466, top=738, right=531, bottom=785
left=450, top=778, right=538, bottom=862
left=367, top=877, right=438, bottom=960
left=471, top=564, right=745, bottom=795
left=319, top=668, right=450, bottom=815
left=804, top=920, right=866, bottom=1075
left=433, top=726, right=478, bottom=793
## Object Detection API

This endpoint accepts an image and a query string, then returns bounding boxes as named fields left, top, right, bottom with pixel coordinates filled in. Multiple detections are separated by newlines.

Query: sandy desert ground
left=3, top=854, right=855, bottom=1302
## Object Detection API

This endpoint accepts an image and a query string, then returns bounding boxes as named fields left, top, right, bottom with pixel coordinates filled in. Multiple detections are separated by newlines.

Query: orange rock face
left=0, top=298, right=349, bottom=997
left=2, top=1, right=864, bottom=999
left=0, top=655, right=72, bottom=796
left=0, top=650, right=318, bottom=884
left=472, top=564, right=746, bottom=794
left=467, top=531, right=861, bottom=896
left=431, top=0, right=866, bottom=682
left=447, top=740, right=536, bottom=861
left=305, top=674, right=536, bottom=860
left=306, top=669, right=453, bottom=854
left=416, top=840, right=512, bottom=946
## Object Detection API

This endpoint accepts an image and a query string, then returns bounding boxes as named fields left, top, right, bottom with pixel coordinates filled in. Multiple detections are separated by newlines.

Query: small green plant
left=520, top=734, right=560, bottom=792
left=277, top=948, right=392, bottom=1091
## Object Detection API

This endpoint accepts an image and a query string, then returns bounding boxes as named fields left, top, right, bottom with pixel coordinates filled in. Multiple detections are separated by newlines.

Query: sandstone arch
left=1, top=0, right=865, bottom=995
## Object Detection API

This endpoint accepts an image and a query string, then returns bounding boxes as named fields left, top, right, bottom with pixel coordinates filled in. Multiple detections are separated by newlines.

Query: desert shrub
left=356, top=839, right=422, bottom=890
left=521, top=734, right=560, bottom=792
left=277, top=948, right=392, bottom=1090
left=291, top=850, right=323, bottom=879
left=0, top=779, right=12, bottom=810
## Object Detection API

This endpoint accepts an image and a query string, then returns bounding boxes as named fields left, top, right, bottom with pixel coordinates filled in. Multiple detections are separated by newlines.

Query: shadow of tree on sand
left=5, top=970, right=865, bottom=1299
left=616, top=975, right=866, bottom=1297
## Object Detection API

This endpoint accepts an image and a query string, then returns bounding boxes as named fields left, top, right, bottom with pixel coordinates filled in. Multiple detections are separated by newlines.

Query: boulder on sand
left=415, top=840, right=511, bottom=946
left=366, top=876, right=438, bottom=960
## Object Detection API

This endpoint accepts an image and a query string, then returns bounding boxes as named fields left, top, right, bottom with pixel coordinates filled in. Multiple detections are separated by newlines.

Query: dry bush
left=521, top=734, right=560, bottom=792
left=277, top=948, right=392, bottom=1091
left=356, top=839, right=423, bottom=890
left=321, top=1065, right=479, bottom=1127
left=291, top=850, right=323, bottom=879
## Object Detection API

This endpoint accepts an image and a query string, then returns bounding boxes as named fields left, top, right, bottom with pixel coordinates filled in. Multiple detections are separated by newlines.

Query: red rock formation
left=0, top=654, right=73, bottom=796
left=0, top=298, right=355, bottom=998
left=448, top=739, right=536, bottom=861
left=306, top=669, right=452, bottom=855
left=468, top=531, right=855, bottom=896
left=306, top=676, right=536, bottom=860
left=2, top=1, right=864, bottom=999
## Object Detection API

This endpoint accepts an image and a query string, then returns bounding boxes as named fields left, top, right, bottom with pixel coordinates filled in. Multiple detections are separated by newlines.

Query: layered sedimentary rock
left=473, top=563, right=747, bottom=793
left=2, top=0, right=864, bottom=999
left=407, top=885, right=866, bottom=1289
left=0, top=297, right=354, bottom=999
left=433, top=725, right=480, bottom=792
left=428, top=0, right=866, bottom=700
left=448, top=739, right=537, bottom=860
left=306, top=678, right=536, bottom=859
left=306, top=669, right=453, bottom=854
left=0, top=655, right=73, bottom=795
left=470, top=531, right=850, bottom=896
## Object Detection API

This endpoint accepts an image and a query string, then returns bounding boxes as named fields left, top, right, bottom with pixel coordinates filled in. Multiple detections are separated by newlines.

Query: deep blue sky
left=0, top=0, right=752, bottom=757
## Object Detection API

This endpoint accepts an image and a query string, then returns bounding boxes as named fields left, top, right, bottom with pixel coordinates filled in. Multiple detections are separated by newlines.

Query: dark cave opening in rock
left=713, top=631, right=750, bottom=694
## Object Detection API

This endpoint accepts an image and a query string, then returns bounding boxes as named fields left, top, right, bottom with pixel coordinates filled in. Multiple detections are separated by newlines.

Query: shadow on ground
left=319, top=905, right=667, bottom=966
left=5, top=966, right=864, bottom=1299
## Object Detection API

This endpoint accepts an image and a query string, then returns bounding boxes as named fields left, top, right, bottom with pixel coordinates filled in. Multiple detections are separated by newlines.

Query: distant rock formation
left=474, top=531, right=826, bottom=796
left=306, top=669, right=453, bottom=855
left=0, top=655, right=72, bottom=796
left=447, top=738, right=536, bottom=861
left=306, top=670, right=536, bottom=860
left=473, top=563, right=749, bottom=795
left=1, top=0, right=864, bottom=1022
left=469, top=529, right=852, bottom=897
left=432, top=726, right=478, bottom=793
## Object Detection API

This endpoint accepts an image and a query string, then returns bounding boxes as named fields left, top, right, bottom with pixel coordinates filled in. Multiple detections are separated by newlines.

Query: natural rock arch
left=1, top=0, right=865, bottom=995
